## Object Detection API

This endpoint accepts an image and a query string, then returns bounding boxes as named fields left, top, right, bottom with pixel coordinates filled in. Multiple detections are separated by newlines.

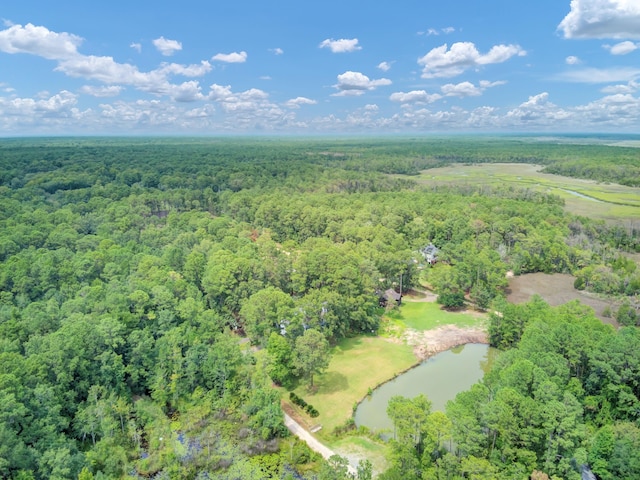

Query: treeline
left=0, top=137, right=637, bottom=479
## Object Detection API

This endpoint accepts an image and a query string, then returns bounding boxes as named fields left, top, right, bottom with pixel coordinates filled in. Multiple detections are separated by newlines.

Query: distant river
left=354, top=343, right=497, bottom=435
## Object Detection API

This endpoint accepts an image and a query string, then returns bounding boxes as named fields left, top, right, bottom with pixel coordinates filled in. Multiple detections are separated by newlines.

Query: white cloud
left=284, top=97, right=317, bottom=108
left=0, top=90, right=81, bottom=126
left=418, top=42, right=526, bottom=78
left=270, top=47, right=284, bottom=55
left=506, top=92, right=572, bottom=125
left=559, top=0, right=640, bottom=39
left=606, top=40, right=638, bottom=55
left=158, top=61, right=211, bottom=77
left=601, top=80, right=638, bottom=93
left=0, top=82, right=15, bottom=93
left=389, top=90, right=442, bottom=104
left=130, top=42, right=142, bottom=53
left=332, top=71, right=391, bottom=96
left=80, top=85, right=123, bottom=97
left=153, top=36, right=182, bottom=56
left=212, top=51, right=247, bottom=63
left=319, top=38, right=361, bottom=53
left=556, top=66, right=640, bottom=83
left=566, top=55, right=581, bottom=64
left=377, top=61, right=392, bottom=72
left=441, top=81, right=482, bottom=97
left=420, top=27, right=455, bottom=36
left=439, top=80, right=506, bottom=97
left=56, top=55, right=142, bottom=83
left=0, top=23, right=81, bottom=59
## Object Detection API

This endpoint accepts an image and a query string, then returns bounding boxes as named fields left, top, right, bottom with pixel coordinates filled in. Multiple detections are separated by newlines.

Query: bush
left=290, top=392, right=318, bottom=417
left=289, top=392, right=307, bottom=408
left=438, top=292, right=465, bottom=308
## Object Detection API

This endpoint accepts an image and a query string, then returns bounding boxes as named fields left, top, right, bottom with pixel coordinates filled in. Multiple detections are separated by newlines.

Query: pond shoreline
left=353, top=325, right=489, bottom=423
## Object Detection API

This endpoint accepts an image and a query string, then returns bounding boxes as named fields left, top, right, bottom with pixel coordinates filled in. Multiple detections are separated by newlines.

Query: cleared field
left=330, top=436, right=391, bottom=476
left=384, top=300, right=482, bottom=331
left=290, top=336, right=416, bottom=438
left=414, top=163, right=640, bottom=223
left=507, top=272, right=616, bottom=324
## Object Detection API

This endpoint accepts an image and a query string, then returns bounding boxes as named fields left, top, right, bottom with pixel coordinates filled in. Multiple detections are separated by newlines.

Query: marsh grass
left=412, top=163, right=640, bottom=223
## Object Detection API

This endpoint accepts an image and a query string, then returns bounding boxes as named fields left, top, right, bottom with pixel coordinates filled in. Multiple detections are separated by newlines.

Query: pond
left=354, top=343, right=497, bottom=436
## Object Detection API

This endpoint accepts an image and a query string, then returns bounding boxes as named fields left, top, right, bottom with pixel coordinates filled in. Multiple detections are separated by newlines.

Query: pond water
left=354, top=343, right=497, bottom=435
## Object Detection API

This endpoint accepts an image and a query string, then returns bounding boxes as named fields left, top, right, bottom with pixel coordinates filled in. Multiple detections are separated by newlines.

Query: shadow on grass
left=331, top=336, right=365, bottom=356
left=317, top=371, right=349, bottom=394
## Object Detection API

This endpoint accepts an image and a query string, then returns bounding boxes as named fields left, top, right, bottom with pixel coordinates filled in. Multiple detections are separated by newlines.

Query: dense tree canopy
left=0, top=137, right=637, bottom=479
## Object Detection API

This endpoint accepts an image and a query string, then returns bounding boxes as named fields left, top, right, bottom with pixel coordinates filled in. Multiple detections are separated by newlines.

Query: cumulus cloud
left=319, top=38, right=361, bottom=53
left=555, top=66, right=640, bottom=83
left=332, top=71, right=391, bottom=96
left=566, top=55, right=581, bottom=64
left=506, top=92, right=571, bottom=125
left=157, top=61, right=211, bottom=77
left=418, top=42, right=526, bottom=78
left=377, top=61, right=392, bottom=72
left=153, top=36, right=182, bottom=56
left=439, top=80, right=506, bottom=97
left=389, top=90, right=442, bottom=104
left=0, top=23, right=213, bottom=102
left=80, top=85, right=123, bottom=97
left=270, top=47, right=284, bottom=55
left=605, top=40, right=638, bottom=55
left=559, top=0, right=640, bottom=39
left=0, top=90, right=80, bottom=120
left=212, top=51, right=247, bottom=63
left=441, top=81, right=482, bottom=97
left=130, top=42, right=142, bottom=53
left=0, top=23, right=81, bottom=59
left=601, top=80, right=638, bottom=93
left=284, top=97, right=317, bottom=108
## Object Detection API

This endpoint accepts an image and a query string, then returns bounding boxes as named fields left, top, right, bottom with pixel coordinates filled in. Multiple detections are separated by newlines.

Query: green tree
left=240, top=286, right=294, bottom=346
left=293, top=329, right=330, bottom=389
left=266, top=332, right=295, bottom=388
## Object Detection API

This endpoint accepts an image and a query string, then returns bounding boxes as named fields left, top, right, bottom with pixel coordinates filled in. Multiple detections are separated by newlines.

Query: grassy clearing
left=291, top=336, right=416, bottom=438
left=331, top=435, right=391, bottom=475
left=413, top=163, right=640, bottom=223
left=384, top=301, right=482, bottom=331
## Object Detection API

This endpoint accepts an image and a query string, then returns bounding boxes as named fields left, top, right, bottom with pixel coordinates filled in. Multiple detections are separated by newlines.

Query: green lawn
left=385, top=301, right=483, bottom=331
left=291, top=336, right=416, bottom=438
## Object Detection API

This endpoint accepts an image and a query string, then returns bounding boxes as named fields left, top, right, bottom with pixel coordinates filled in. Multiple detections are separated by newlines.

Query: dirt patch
left=404, top=325, right=489, bottom=361
left=507, top=273, right=616, bottom=324
left=403, top=288, right=438, bottom=303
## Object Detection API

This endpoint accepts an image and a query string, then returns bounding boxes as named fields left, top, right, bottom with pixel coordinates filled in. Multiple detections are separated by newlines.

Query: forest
left=0, top=136, right=638, bottom=479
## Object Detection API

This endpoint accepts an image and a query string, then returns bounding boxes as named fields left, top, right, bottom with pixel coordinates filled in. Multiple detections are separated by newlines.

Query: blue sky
left=1, top=0, right=640, bottom=135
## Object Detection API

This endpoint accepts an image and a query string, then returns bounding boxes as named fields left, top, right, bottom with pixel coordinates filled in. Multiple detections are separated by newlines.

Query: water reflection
left=354, top=343, right=496, bottom=436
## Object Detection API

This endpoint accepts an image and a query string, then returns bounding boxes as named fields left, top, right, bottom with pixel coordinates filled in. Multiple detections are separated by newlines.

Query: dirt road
left=283, top=413, right=357, bottom=476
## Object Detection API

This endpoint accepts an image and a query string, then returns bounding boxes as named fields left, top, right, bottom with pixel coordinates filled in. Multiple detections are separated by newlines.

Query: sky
left=1, top=0, right=640, bottom=135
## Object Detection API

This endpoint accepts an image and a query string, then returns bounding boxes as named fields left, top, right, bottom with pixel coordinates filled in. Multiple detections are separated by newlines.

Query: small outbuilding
left=378, top=288, right=402, bottom=307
